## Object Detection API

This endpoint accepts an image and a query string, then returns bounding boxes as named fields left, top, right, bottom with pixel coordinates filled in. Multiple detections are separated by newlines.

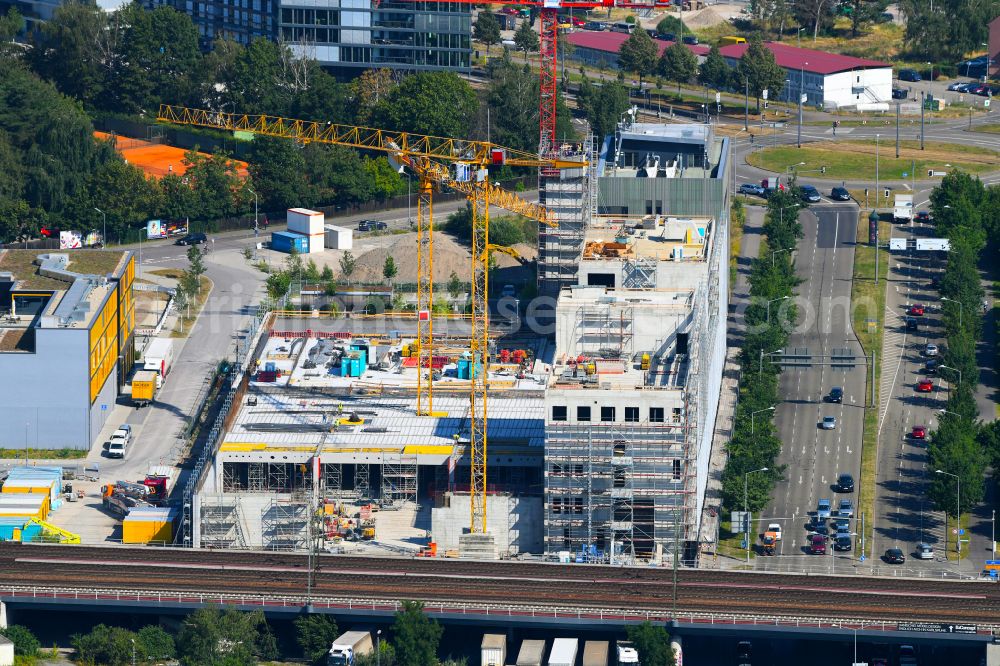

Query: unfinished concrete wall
left=431, top=493, right=543, bottom=556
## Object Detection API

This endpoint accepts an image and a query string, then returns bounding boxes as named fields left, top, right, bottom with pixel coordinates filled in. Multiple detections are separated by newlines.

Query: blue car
left=800, top=185, right=821, bottom=203
left=816, top=498, right=832, bottom=519
left=898, top=68, right=922, bottom=82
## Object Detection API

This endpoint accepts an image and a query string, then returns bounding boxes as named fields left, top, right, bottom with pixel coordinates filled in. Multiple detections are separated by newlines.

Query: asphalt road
left=754, top=203, right=867, bottom=573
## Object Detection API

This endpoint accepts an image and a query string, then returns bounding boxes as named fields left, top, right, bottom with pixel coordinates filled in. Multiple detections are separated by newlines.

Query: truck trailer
left=131, top=370, right=159, bottom=407
left=142, top=338, right=174, bottom=381
left=327, top=631, right=373, bottom=666
left=548, top=639, right=578, bottom=666
left=583, top=640, right=609, bottom=666
left=481, top=634, right=506, bottom=666
left=893, top=194, right=914, bottom=223
left=516, top=640, right=546, bottom=666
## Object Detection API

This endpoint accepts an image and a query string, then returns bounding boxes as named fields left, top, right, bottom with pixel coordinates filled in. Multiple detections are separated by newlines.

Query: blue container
left=457, top=358, right=482, bottom=380
left=340, top=350, right=367, bottom=377
left=271, top=231, right=309, bottom=254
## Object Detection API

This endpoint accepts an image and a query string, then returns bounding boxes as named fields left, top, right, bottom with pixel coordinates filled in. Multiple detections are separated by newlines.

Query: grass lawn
left=942, top=512, right=972, bottom=561
left=717, top=518, right=755, bottom=565
left=748, top=140, right=1000, bottom=180
left=851, top=214, right=891, bottom=561
left=975, top=124, right=1000, bottom=135
left=0, top=448, right=86, bottom=459
left=728, top=200, right=748, bottom=293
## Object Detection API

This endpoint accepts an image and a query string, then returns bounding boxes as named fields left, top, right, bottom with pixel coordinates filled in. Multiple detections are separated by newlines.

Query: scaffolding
left=199, top=495, right=248, bottom=549
left=537, top=133, right=594, bottom=299
left=622, top=257, right=657, bottom=290
left=574, top=303, right=634, bottom=359
left=381, top=454, right=417, bottom=508
left=261, top=497, right=309, bottom=550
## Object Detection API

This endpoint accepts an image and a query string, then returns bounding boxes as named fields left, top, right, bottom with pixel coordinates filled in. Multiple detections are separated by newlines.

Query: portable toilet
left=340, top=350, right=367, bottom=377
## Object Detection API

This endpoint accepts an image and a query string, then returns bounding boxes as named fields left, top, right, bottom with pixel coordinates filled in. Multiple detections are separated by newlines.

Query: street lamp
left=94, top=207, right=106, bottom=247
left=939, top=364, right=963, bottom=387
left=745, top=467, right=769, bottom=564
left=785, top=161, right=806, bottom=174
left=771, top=247, right=791, bottom=267
left=751, top=406, right=776, bottom=434
left=941, top=296, right=964, bottom=327
left=798, top=62, right=807, bottom=148
left=766, top=295, right=790, bottom=323
left=758, top=348, right=783, bottom=376
left=939, top=408, right=962, bottom=418
left=377, top=629, right=382, bottom=666
left=874, top=133, right=880, bottom=210
left=246, top=187, right=259, bottom=237
left=935, top=469, right=961, bottom=562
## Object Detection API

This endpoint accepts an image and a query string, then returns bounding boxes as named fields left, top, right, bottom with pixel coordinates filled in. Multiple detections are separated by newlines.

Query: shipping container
left=271, top=230, right=309, bottom=254
left=288, top=208, right=325, bottom=236
left=132, top=370, right=159, bottom=406
left=517, top=640, right=546, bottom=666
left=122, top=506, right=177, bottom=544
left=582, top=641, right=608, bottom=666
left=481, top=634, right=506, bottom=666
left=324, top=224, right=353, bottom=250
left=548, top=639, right=577, bottom=666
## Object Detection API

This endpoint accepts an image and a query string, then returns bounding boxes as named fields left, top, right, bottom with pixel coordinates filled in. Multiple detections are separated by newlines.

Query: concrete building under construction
left=542, top=121, right=731, bottom=563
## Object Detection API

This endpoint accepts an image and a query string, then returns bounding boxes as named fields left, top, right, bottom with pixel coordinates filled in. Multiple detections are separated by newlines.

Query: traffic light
left=885, top=188, right=891, bottom=199
left=821, top=166, right=826, bottom=174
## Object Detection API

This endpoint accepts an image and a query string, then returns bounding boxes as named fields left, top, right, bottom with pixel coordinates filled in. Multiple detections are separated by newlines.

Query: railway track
left=3, top=543, right=998, bottom=627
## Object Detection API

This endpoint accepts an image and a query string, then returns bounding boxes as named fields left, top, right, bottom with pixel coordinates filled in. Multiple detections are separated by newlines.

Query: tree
left=383, top=255, right=398, bottom=283
left=183, top=150, right=247, bottom=220
left=0, top=7, right=23, bottom=58
left=448, top=271, right=464, bottom=299
left=177, top=607, right=276, bottom=666
left=353, top=68, right=396, bottom=124
left=792, top=0, right=835, bottom=40
left=248, top=135, right=314, bottom=211
left=363, top=156, right=405, bottom=201
left=617, top=28, right=659, bottom=87
left=626, top=622, right=676, bottom=666
left=578, top=80, right=630, bottom=141
left=847, top=0, right=890, bottom=36
left=29, top=1, right=110, bottom=107
left=474, top=12, right=502, bottom=55
left=699, top=45, right=732, bottom=90
left=0, top=625, right=39, bottom=658
left=658, top=41, right=698, bottom=95
left=392, top=601, right=443, bottom=666
left=72, top=625, right=136, bottom=666
left=305, top=144, right=372, bottom=206
left=294, top=614, right=339, bottom=664
left=339, top=250, right=357, bottom=281
left=655, top=15, right=689, bottom=35
left=82, top=154, right=162, bottom=242
left=186, top=245, right=207, bottom=292
left=137, top=625, right=176, bottom=662
left=899, top=0, right=992, bottom=61
left=737, top=35, right=785, bottom=113
left=373, top=72, right=479, bottom=138
left=513, top=19, right=540, bottom=55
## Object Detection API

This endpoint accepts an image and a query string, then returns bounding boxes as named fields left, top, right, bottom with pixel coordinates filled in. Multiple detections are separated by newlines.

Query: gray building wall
left=0, top=327, right=91, bottom=450
left=597, top=177, right=726, bottom=218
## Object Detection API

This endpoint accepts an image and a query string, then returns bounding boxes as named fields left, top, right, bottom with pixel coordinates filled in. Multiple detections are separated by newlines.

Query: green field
left=747, top=140, right=1000, bottom=180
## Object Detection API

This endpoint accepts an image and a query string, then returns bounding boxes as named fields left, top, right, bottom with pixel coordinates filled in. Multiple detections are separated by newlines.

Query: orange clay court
left=94, top=131, right=249, bottom=179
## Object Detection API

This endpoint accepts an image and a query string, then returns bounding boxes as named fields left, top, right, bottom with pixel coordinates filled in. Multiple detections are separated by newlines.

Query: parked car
left=583, top=21, right=607, bottom=30
left=911, top=425, right=927, bottom=439
left=884, top=547, right=906, bottom=564
left=800, top=184, right=822, bottom=203
left=834, top=535, right=853, bottom=551
left=838, top=499, right=854, bottom=518
left=682, top=34, right=698, bottom=44
left=821, top=416, right=837, bottom=430
left=947, top=81, right=967, bottom=91
left=739, top=183, right=766, bottom=196
left=816, top=498, right=832, bottom=519
left=915, top=210, right=932, bottom=222
left=898, top=68, right=922, bottom=82
left=924, top=343, right=939, bottom=357
left=107, top=439, right=127, bottom=458
left=836, top=473, right=855, bottom=492
left=810, top=534, right=827, bottom=554
left=916, top=378, right=934, bottom=392
left=830, top=186, right=851, bottom=201
left=657, top=31, right=676, bottom=40
left=827, top=386, right=844, bottom=403
left=358, top=219, right=388, bottom=231
left=176, top=232, right=207, bottom=245
left=908, top=303, right=925, bottom=316
left=891, top=87, right=909, bottom=99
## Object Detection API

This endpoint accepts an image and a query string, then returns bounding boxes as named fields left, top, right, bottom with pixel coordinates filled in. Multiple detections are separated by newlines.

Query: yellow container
left=122, top=519, right=173, bottom=544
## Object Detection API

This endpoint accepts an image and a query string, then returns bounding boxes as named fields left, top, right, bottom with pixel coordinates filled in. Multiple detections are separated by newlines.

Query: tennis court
left=94, top=131, right=249, bottom=179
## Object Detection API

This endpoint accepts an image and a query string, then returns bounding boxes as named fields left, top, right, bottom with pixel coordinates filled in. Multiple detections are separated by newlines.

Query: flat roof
left=582, top=217, right=712, bottom=262
left=0, top=249, right=129, bottom=290
left=565, top=31, right=710, bottom=58
left=718, top=41, right=890, bottom=75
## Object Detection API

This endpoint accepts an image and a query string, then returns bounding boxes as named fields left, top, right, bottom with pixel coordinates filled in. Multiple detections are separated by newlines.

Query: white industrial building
left=720, top=42, right=892, bottom=110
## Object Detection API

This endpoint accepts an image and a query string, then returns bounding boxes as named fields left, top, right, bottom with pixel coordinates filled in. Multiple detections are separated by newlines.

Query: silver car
left=917, top=543, right=934, bottom=560
left=821, top=416, right=837, bottom=430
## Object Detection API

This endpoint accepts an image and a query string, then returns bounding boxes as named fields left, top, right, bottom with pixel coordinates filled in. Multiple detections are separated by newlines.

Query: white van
left=611, top=22, right=635, bottom=34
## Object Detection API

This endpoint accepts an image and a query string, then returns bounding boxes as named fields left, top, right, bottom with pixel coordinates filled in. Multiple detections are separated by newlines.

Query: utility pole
left=744, top=77, right=749, bottom=131
left=895, top=103, right=900, bottom=158
left=920, top=91, right=926, bottom=150
left=797, top=64, right=806, bottom=148
left=874, top=134, right=880, bottom=212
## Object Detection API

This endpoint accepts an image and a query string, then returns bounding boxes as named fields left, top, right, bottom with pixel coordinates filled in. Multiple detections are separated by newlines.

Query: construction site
left=179, top=116, right=731, bottom=563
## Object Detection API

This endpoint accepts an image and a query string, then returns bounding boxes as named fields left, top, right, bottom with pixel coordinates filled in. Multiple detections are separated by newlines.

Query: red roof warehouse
left=565, top=31, right=709, bottom=70
left=717, top=41, right=888, bottom=75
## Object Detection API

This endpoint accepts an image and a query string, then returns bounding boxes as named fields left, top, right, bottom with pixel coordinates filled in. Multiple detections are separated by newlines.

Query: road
left=754, top=203, right=867, bottom=573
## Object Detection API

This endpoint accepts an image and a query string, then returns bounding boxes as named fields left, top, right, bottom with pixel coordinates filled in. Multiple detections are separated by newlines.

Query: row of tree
left=617, top=32, right=787, bottom=113
left=721, top=187, right=805, bottom=513
left=925, top=171, right=1000, bottom=516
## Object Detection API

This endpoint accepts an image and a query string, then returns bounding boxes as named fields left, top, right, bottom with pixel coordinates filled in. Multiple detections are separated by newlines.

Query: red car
left=908, top=304, right=925, bottom=316
left=917, top=379, right=934, bottom=392
left=810, top=534, right=827, bottom=555
left=911, top=425, right=927, bottom=439
left=915, top=211, right=931, bottom=222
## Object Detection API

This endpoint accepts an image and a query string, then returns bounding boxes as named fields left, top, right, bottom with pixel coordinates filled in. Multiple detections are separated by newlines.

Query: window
left=673, top=407, right=683, bottom=423
left=552, top=405, right=567, bottom=422
left=577, top=406, right=591, bottom=422
left=601, top=406, right=616, bottom=422
left=673, top=459, right=681, bottom=480
left=625, top=407, right=639, bottom=422
left=650, top=407, right=664, bottom=423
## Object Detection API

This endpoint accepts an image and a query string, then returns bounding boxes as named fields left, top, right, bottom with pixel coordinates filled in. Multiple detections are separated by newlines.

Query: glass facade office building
left=279, top=0, right=471, bottom=72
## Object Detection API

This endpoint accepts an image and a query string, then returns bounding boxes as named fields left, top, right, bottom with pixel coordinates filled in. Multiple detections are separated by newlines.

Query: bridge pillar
left=987, top=642, right=1000, bottom=666
left=0, top=601, right=7, bottom=629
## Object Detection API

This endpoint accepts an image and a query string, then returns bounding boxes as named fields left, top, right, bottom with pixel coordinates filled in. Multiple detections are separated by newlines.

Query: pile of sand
left=684, top=5, right=737, bottom=29
left=347, top=232, right=535, bottom=283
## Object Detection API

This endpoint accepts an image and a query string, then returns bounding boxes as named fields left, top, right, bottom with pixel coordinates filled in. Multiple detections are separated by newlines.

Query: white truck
left=583, top=641, right=609, bottom=666
left=142, top=337, right=174, bottom=384
left=893, top=193, right=913, bottom=223
left=327, top=631, right=373, bottom=666
left=516, top=640, right=546, bottom=666
left=481, top=634, right=506, bottom=666
left=548, top=638, right=578, bottom=666
left=616, top=640, right=639, bottom=664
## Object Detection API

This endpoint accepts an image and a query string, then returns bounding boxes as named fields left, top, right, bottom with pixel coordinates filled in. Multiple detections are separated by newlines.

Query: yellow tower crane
left=155, top=105, right=585, bottom=534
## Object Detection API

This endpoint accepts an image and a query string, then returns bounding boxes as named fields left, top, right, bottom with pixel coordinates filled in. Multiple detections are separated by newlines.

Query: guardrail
left=1, top=585, right=992, bottom=636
